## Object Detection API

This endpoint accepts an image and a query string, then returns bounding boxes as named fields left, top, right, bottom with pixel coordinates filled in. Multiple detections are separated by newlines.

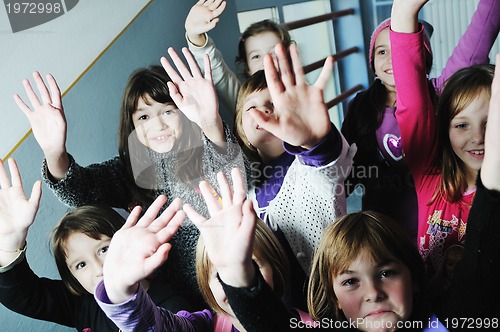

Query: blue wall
left=2, top=0, right=240, bottom=330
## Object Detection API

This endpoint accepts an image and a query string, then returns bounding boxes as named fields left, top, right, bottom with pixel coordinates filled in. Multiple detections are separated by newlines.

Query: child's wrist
left=186, top=32, right=207, bottom=48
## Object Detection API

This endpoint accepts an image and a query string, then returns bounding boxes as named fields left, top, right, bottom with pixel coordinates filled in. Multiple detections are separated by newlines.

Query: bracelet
left=0, top=242, right=26, bottom=253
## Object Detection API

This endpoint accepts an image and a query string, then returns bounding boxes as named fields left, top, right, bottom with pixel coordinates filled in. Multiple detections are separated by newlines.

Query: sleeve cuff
left=0, top=242, right=27, bottom=273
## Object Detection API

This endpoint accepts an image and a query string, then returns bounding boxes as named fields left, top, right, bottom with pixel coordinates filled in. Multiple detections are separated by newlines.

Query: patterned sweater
left=42, top=125, right=246, bottom=309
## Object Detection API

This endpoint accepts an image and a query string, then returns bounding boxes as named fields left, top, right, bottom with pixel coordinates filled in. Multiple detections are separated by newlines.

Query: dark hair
left=235, top=19, right=292, bottom=79
left=118, top=66, right=204, bottom=206
left=51, top=205, right=125, bottom=295
left=433, top=64, right=494, bottom=203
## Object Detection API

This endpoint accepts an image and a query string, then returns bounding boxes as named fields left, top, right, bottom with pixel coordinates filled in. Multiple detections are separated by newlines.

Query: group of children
left=1, top=0, right=499, bottom=330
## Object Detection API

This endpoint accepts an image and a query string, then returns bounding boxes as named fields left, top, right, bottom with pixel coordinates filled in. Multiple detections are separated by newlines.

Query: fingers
left=241, top=199, right=257, bottom=238
left=46, top=74, right=62, bottom=110
left=33, top=71, right=52, bottom=105
left=124, top=205, right=143, bottom=229
left=7, top=159, right=22, bottom=188
left=230, top=168, right=246, bottom=206
left=183, top=203, right=207, bottom=225
left=210, top=0, right=226, bottom=16
left=199, top=180, right=222, bottom=215
left=149, top=197, right=183, bottom=230
left=22, top=79, right=42, bottom=110
left=289, top=44, right=306, bottom=86
left=29, top=180, right=42, bottom=208
left=217, top=172, right=233, bottom=208
left=0, top=159, right=11, bottom=189
left=275, top=43, right=295, bottom=88
left=314, top=56, right=334, bottom=90
left=248, top=108, right=278, bottom=134
left=161, top=55, right=183, bottom=83
left=147, top=243, right=171, bottom=268
left=155, top=209, right=184, bottom=243
left=203, top=53, right=212, bottom=81
left=182, top=47, right=202, bottom=78
left=138, top=195, right=168, bottom=227
left=264, top=51, right=284, bottom=95
left=167, top=47, right=193, bottom=81
left=13, top=94, right=32, bottom=116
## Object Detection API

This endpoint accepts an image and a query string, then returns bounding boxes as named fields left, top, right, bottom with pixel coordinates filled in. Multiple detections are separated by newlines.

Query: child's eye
left=380, top=269, right=397, bottom=279
left=137, top=114, right=149, bottom=121
left=251, top=54, right=260, bottom=60
left=454, top=123, right=468, bottom=129
left=163, top=109, right=173, bottom=115
left=98, top=245, right=109, bottom=256
left=75, top=262, right=86, bottom=270
left=341, top=278, right=358, bottom=287
left=378, top=50, right=387, bottom=56
left=245, top=106, right=256, bottom=112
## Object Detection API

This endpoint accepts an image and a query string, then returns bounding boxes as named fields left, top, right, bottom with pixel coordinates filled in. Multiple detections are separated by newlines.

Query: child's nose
left=364, top=281, right=386, bottom=302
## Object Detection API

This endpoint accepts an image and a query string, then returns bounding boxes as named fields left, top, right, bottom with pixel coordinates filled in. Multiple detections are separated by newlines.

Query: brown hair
left=307, top=211, right=424, bottom=321
left=236, top=19, right=293, bottom=79
left=195, top=218, right=290, bottom=314
left=51, top=205, right=125, bottom=295
left=432, top=64, right=494, bottom=203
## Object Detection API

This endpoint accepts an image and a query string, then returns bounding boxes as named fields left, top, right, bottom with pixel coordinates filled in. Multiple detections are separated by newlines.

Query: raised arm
left=184, top=168, right=295, bottom=330
left=185, top=0, right=227, bottom=47
left=432, top=0, right=500, bottom=92
left=102, top=196, right=184, bottom=304
left=250, top=43, right=334, bottom=150
left=161, top=47, right=225, bottom=148
left=0, top=159, right=41, bottom=267
left=391, top=0, right=439, bottom=175
left=14, top=72, right=69, bottom=180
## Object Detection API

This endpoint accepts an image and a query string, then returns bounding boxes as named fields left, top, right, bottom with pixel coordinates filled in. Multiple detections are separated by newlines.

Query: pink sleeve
left=431, top=0, right=500, bottom=93
left=391, top=27, right=438, bottom=180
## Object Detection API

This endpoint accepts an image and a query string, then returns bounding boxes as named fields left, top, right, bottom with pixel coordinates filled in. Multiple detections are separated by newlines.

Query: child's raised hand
left=249, top=43, right=333, bottom=150
left=482, top=54, right=500, bottom=191
left=161, top=47, right=224, bottom=145
left=183, top=168, right=257, bottom=288
left=185, top=0, right=227, bottom=47
left=391, top=0, right=429, bottom=33
left=0, top=159, right=41, bottom=266
left=14, top=72, right=67, bottom=158
left=102, top=196, right=184, bottom=304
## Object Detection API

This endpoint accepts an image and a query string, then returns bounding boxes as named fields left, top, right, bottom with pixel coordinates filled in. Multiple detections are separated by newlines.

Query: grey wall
left=1, top=0, right=239, bottom=330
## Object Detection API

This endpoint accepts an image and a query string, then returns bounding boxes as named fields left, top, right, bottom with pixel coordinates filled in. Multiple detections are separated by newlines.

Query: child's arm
left=0, top=159, right=41, bottom=267
left=250, top=43, right=355, bottom=273
left=161, top=47, right=225, bottom=149
left=185, top=0, right=240, bottom=114
left=183, top=168, right=296, bottom=330
left=438, top=55, right=500, bottom=321
left=185, top=0, right=226, bottom=47
left=432, top=0, right=500, bottom=93
left=391, top=0, right=438, bottom=176
left=101, top=196, right=184, bottom=304
left=14, top=72, right=69, bottom=180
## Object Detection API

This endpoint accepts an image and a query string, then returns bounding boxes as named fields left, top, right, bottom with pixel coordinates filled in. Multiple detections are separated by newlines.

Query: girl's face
left=209, top=256, right=274, bottom=317
left=65, top=232, right=111, bottom=294
left=132, top=95, right=183, bottom=153
left=448, top=92, right=488, bottom=177
left=333, top=250, right=413, bottom=332
left=245, top=31, right=282, bottom=76
left=373, top=28, right=395, bottom=92
left=241, top=88, right=282, bottom=150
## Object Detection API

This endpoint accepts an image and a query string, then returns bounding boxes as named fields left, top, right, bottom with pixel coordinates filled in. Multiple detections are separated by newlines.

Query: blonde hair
left=195, top=218, right=289, bottom=314
left=307, top=211, right=424, bottom=321
left=234, top=70, right=268, bottom=162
